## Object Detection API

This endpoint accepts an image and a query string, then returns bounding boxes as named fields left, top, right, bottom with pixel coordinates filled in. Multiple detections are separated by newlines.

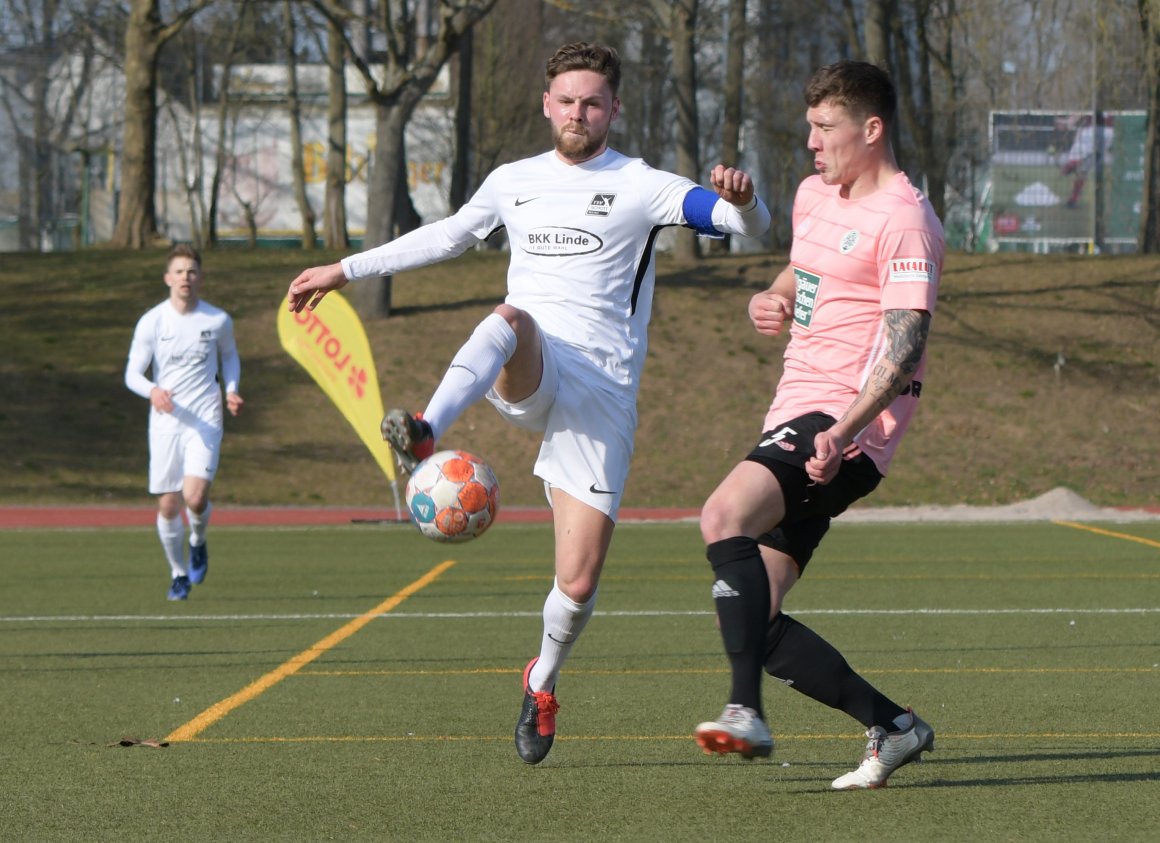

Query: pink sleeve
left=877, top=205, right=943, bottom=313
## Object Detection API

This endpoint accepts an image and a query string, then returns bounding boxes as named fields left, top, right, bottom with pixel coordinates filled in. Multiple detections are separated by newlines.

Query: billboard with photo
left=988, top=110, right=1145, bottom=251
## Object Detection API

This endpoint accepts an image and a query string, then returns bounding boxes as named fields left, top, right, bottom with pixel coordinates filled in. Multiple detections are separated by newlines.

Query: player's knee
left=699, top=494, right=734, bottom=544
left=556, top=572, right=599, bottom=604
left=184, top=488, right=209, bottom=513
left=493, top=303, right=525, bottom=334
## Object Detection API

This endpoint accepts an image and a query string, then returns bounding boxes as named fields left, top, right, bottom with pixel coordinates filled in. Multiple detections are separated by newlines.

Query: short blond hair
left=166, top=243, right=201, bottom=269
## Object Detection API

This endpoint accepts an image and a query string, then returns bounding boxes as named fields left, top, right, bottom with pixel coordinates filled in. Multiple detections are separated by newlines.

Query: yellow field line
left=1053, top=520, right=1160, bottom=550
left=181, top=731, right=1160, bottom=745
left=165, top=560, right=456, bottom=743
left=296, top=666, right=1155, bottom=677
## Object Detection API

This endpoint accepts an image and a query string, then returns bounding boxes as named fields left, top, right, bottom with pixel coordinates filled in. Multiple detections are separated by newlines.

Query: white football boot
left=831, top=708, right=935, bottom=790
left=694, top=704, right=774, bottom=759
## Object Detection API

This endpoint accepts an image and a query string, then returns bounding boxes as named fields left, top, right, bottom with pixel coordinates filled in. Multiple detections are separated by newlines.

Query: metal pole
left=1091, top=0, right=1104, bottom=253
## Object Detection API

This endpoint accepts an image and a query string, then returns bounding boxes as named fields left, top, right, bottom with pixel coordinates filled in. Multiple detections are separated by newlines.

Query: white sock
left=528, top=581, right=597, bottom=692
left=422, top=313, right=517, bottom=439
left=187, top=502, right=212, bottom=547
left=157, top=513, right=186, bottom=577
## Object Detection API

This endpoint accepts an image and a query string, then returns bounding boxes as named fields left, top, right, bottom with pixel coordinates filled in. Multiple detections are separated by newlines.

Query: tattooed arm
left=806, top=308, right=932, bottom=484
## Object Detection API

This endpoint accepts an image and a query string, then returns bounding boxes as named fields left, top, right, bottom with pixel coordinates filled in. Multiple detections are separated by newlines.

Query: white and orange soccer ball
left=404, top=450, right=499, bottom=542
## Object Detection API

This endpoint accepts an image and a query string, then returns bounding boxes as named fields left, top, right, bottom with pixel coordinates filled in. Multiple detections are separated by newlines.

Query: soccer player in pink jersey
left=693, top=60, right=945, bottom=789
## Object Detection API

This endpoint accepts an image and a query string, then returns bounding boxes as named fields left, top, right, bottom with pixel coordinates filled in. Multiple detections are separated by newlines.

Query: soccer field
left=2, top=520, right=1158, bottom=841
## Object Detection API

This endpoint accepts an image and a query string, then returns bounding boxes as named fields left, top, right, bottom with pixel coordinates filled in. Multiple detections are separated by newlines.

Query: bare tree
left=205, top=2, right=249, bottom=247
left=323, top=10, right=349, bottom=248
left=284, top=0, right=317, bottom=249
left=710, top=0, right=746, bottom=254
left=655, top=0, right=702, bottom=260
left=311, top=0, right=498, bottom=318
left=0, top=0, right=105, bottom=250
left=110, top=0, right=213, bottom=248
left=1140, top=0, right=1160, bottom=252
left=466, top=0, right=544, bottom=182
left=448, top=24, right=471, bottom=212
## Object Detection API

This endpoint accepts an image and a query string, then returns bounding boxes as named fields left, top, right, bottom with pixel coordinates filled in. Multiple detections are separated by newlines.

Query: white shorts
left=148, top=423, right=222, bottom=494
left=487, top=334, right=635, bottom=521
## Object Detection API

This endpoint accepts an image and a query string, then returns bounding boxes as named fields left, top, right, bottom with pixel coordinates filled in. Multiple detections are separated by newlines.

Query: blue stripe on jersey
left=681, top=187, right=722, bottom=236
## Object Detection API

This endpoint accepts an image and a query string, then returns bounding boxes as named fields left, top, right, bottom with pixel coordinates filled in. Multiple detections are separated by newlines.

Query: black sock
left=707, top=536, right=771, bottom=718
left=764, top=612, right=906, bottom=729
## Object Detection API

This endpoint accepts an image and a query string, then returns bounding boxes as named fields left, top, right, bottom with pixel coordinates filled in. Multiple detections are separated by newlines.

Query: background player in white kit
left=126, top=245, right=243, bottom=601
left=287, top=42, right=770, bottom=764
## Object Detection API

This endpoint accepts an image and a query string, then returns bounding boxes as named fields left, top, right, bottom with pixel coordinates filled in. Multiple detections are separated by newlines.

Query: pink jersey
left=766, top=172, right=944, bottom=475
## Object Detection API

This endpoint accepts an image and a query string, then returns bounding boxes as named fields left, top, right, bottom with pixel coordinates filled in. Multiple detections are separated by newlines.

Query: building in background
left=0, top=47, right=455, bottom=252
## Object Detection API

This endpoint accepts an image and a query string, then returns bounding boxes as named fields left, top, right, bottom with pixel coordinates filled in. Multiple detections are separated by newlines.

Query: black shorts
left=745, top=412, right=883, bottom=572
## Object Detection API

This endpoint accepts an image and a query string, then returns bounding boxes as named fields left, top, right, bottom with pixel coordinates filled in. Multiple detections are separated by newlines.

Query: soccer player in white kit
left=692, top=61, right=945, bottom=789
left=288, top=42, right=771, bottom=764
left=125, top=245, right=243, bottom=601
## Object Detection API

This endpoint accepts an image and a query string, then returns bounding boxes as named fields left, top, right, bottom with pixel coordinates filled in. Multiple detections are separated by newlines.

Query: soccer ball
left=404, top=450, right=499, bottom=542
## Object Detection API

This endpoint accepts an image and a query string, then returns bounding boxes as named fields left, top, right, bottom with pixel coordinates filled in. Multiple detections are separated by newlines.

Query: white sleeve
left=340, top=215, right=481, bottom=281
left=712, top=196, right=772, bottom=238
left=218, top=315, right=241, bottom=394
left=124, top=319, right=155, bottom=399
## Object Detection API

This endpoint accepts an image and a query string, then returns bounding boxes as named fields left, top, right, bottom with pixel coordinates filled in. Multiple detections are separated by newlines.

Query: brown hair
left=805, top=60, right=897, bottom=131
left=545, top=42, right=621, bottom=95
left=166, top=243, right=202, bottom=269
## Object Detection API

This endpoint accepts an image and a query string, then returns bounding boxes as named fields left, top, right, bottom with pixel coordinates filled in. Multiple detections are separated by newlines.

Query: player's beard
left=553, top=121, right=608, bottom=163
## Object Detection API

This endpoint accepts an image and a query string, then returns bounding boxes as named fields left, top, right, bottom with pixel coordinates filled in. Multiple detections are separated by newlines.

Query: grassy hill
left=2, top=247, right=1157, bottom=509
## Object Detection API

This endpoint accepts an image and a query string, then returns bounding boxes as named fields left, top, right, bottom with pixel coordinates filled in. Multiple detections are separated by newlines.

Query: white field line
left=2, top=607, right=1159, bottom=623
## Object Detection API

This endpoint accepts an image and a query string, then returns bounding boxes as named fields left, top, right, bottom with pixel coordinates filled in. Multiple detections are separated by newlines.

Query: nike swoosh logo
left=514, top=196, right=540, bottom=206
left=589, top=483, right=615, bottom=495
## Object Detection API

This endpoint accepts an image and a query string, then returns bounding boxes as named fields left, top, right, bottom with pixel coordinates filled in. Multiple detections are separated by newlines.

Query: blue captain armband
left=681, top=187, right=723, bottom=237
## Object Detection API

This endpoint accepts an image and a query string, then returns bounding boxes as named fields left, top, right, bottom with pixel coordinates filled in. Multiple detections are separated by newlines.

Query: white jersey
left=343, top=148, right=769, bottom=393
left=125, top=300, right=240, bottom=434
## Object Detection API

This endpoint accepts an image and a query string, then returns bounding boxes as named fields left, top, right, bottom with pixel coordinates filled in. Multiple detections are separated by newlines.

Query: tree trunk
left=111, top=0, right=210, bottom=248
left=111, top=0, right=163, bottom=248
left=1140, top=0, right=1160, bottom=252
left=350, top=101, right=411, bottom=319
left=315, top=0, right=498, bottom=317
left=670, top=0, right=701, bottom=261
left=449, top=27, right=473, bottom=212
left=324, top=16, right=349, bottom=249
left=864, top=0, right=893, bottom=68
left=711, top=0, right=746, bottom=255
left=208, top=3, right=247, bottom=247
left=284, top=0, right=317, bottom=250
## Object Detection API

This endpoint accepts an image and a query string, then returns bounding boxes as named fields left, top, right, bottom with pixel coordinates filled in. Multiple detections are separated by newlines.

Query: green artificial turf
left=2, top=520, right=1158, bottom=841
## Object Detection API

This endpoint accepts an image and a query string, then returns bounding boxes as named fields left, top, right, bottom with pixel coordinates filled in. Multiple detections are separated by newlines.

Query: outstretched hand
left=709, top=164, right=755, bottom=207
left=287, top=262, right=348, bottom=313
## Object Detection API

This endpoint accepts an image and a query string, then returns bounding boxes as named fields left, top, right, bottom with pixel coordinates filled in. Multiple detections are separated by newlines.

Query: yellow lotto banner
left=276, top=292, right=397, bottom=484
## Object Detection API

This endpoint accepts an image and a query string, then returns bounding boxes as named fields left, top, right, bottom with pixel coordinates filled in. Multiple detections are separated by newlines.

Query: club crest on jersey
left=586, top=193, right=616, bottom=216
left=839, top=229, right=860, bottom=254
